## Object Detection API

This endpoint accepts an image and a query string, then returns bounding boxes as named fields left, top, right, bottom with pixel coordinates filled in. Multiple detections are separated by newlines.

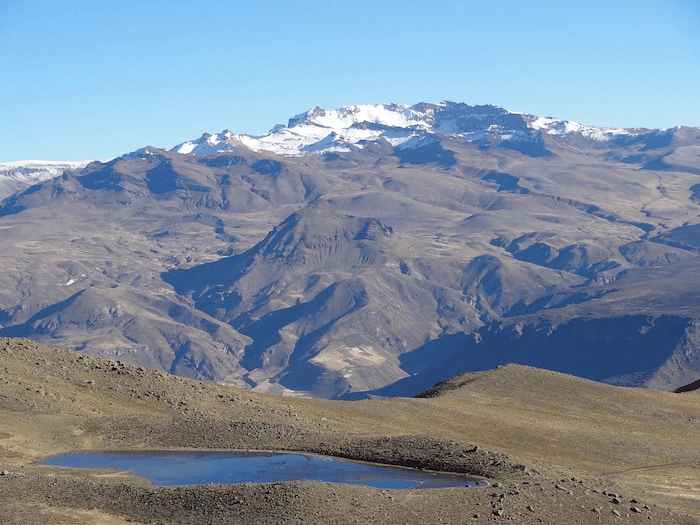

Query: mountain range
left=0, top=160, right=92, bottom=200
left=2, top=101, right=700, bottom=399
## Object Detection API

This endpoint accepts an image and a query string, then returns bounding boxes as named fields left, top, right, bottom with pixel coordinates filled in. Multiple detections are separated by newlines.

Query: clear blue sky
left=1, top=0, right=698, bottom=162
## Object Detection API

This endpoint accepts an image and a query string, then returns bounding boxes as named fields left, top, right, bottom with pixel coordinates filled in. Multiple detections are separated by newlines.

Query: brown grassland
left=1, top=337, right=698, bottom=524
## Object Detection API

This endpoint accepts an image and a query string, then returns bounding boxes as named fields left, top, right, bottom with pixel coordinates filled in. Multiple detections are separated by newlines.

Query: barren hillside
left=1, top=337, right=698, bottom=523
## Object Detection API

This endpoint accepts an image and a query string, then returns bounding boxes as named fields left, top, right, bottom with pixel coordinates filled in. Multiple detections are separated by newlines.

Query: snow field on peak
left=172, top=104, right=425, bottom=157
left=0, top=160, right=95, bottom=200
left=0, top=159, right=92, bottom=172
left=300, top=103, right=434, bottom=131
left=170, top=101, right=660, bottom=158
left=527, top=115, right=636, bottom=140
left=170, top=103, right=442, bottom=157
left=172, top=131, right=237, bottom=155
left=0, top=160, right=93, bottom=186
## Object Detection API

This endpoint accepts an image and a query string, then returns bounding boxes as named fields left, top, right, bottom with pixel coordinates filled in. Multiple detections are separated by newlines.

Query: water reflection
left=42, top=451, right=486, bottom=489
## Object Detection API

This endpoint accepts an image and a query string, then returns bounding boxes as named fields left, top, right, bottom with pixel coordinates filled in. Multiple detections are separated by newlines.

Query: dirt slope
left=1, top=337, right=698, bottom=524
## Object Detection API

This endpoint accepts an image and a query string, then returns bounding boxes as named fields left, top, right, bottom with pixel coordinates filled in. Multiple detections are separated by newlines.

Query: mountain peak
left=170, top=101, right=660, bottom=159
left=0, top=160, right=93, bottom=200
left=286, top=103, right=435, bottom=131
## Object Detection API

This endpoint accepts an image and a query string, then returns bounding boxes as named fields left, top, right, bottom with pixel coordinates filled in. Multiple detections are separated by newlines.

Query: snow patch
left=167, top=102, right=658, bottom=157
left=0, top=160, right=96, bottom=200
left=526, top=115, right=637, bottom=141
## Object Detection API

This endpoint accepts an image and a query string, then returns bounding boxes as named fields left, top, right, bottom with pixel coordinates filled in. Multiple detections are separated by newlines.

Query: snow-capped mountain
left=1, top=102, right=674, bottom=202
left=0, top=160, right=92, bottom=200
left=171, top=101, right=656, bottom=158
left=2, top=101, right=699, bottom=399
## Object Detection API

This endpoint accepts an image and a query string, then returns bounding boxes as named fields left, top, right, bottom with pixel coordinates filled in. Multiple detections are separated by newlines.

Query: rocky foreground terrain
left=1, top=337, right=698, bottom=524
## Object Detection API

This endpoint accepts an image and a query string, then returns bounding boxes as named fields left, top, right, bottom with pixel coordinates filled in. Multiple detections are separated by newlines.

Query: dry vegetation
left=1, top=337, right=698, bottom=524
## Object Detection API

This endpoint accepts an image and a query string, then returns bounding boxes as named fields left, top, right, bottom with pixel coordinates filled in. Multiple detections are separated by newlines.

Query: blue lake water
left=41, top=451, right=485, bottom=489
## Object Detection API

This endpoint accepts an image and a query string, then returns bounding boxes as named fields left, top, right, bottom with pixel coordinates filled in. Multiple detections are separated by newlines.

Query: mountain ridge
left=170, top=101, right=682, bottom=159
left=2, top=101, right=695, bottom=194
left=0, top=160, right=92, bottom=200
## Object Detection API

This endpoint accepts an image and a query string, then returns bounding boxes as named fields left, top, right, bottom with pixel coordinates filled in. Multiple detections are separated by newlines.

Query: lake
left=41, top=450, right=486, bottom=489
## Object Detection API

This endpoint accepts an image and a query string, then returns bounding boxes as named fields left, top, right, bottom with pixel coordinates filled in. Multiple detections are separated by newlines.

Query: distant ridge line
left=673, top=378, right=700, bottom=393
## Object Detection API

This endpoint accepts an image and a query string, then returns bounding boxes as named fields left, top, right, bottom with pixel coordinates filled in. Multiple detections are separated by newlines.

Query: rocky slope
left=1, top=102, right=700, bottom=398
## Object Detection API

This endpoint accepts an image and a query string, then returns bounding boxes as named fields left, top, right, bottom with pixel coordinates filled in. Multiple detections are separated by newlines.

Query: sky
left=0, top=0, right=698, bottom=162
